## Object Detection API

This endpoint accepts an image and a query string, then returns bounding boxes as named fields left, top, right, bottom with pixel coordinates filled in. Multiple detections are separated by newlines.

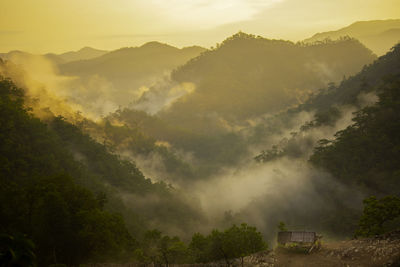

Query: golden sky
left=0, top=0, right=399, bottom=53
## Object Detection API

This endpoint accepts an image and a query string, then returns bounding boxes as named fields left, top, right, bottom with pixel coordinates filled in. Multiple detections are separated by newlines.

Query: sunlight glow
left=142, top=0, right=282, bottom=28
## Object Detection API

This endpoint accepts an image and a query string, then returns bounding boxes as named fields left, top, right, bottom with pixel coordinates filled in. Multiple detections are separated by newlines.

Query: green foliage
left=1, top=173, right=134, bottom=266
left=106, top=107, right=249, bottom=181
left=43, top=103, right=204, bottom=238
left=189, top=223, right=267, bottom=265
left=254, top=145, right=282, bottom=163
left=279, top=243, right=310, bottom=254
left=255, top=43, right=400, bottom=164
left=277, top=222, right=288, bottom=232
left=355, top=196, right=400, bottom=237
left=310, top=73, right=400, bottom=194
left=0, top=78, right=198, bottom=265
left=49, top=116, right=152, bottom=191
left=302, top=43, right=400, bottom=114
left=254, top=44, right=400, bottom=163
left=59, top=43, right=205, bottom=109
left=189, top=233, right=210, bottom=263
left=222, top=224, right=267, bottom=265
left=134, top=230, right=190, bottom=265
left=159, top=235, right=189, bottom=265
left=167, top=32, right=375, bottom=128
left=0, top=233, right=36, bottom=267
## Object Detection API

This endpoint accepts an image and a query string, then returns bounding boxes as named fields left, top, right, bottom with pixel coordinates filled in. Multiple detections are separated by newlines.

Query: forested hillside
left=50, top=46, right=108, bottom=63
left=158, top=32, right=375, bottom=132
left=100, top=33, right=378, bottom=184
left=0, top=74, right=206, bottom=265
left=0, top=77, right=268, bottom=265
left=2, top=0, right=400, bottom=265
left=310, top=46, right=400, bottom=195
left=255, top=43, right=400, bottom=161
left=59, top=42, right=206, bottom=109
left=248, top=44, right=400, bottom=240
left=1, top=32, right=399, bottom=267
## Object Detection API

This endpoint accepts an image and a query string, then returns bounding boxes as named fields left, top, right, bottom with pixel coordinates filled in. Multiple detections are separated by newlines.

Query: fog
left=180, top=103, right=369, bottom=238
left=0, top=35, right=382, bottom=241
left=0, top=52, right=198, bottom=121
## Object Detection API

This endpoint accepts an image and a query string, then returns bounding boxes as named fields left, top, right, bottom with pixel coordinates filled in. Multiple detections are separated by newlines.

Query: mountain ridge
left=305, top=19, right=400, bottom=55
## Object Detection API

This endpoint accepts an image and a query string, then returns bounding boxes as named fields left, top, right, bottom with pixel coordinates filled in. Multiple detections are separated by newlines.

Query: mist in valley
left=1, top=2, right=400, bottom=265
left=0, top=34, right=382, bottom=237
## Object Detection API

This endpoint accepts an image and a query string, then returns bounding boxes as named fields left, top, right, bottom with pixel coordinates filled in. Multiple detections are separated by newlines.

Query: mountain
left=105, top=33, right=380, bottom=184
left=0, top=50, right=66, bottom=65
left=59, top=42, right=206, bottom=109
left=235, top=44, right=400, bottom=241
left=0, top=50, right=30, bottom=60
left=0, top=47, right=108, bottom=65
left=0, top=60, right=204, bottom=264
left=310, top=44, right=400, bottom=196
left=304, top=19, right=400, bottom=55
left=159, top=32, right=376, bottom=132
left=255, top=43, right=400, bottom=194
left=48, top=46, right=109, bottom=63
left=1, top=33, right=400, bottom=267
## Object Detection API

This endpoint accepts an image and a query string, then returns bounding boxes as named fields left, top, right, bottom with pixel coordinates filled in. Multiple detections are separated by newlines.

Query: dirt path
left=267, top=235, right=400, bottom=267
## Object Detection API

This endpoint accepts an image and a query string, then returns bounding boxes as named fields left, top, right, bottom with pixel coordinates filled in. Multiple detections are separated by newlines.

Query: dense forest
left=1, top=28, right=400, bottom=266
left=164, top=33, right=375, bottom=130
left=97, top=33, right=378, bottom=182
left=310, top=64, right=400, bottom=195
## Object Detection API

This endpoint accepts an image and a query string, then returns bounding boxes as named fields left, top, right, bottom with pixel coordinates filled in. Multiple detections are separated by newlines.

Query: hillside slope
left=309, top=57, right=400, bottom=195
left=0, top=70, right=204, bottom=264
left=0, top=47, right=108, bottom=65
left=242, top=232, right=400, bottom=267
left=305, top=19, right=400, bottom=55
left=55, top=46, right=108, bottom=62
left=59, top=42, right=206, bottom=108
left=160, top=32, right=375, bottom=132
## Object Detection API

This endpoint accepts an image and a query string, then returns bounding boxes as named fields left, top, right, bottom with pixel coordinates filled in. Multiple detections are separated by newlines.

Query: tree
left=137, top=230, right=189, bottom=266
left=0, top=233, right=36, bottom=267
left=355, top=196, right=400, bottom=237
left=189, top=233, right=210, bottom=263
left=209, top=229, right=229, bottom=264
left=159, top=236, right=188, bottom=266
left=190, top=223, right=267, bottom=266
left=223, top=224, right=267, bottom=267
left=277, top=221, right=288, bottom=232
left=141, top=229, right=162, bottom=265
left=310, top=74, right=400, bottom=196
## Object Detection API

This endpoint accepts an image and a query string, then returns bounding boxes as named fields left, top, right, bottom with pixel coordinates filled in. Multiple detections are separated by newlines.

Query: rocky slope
left=235, top=231, right=400, bottom=267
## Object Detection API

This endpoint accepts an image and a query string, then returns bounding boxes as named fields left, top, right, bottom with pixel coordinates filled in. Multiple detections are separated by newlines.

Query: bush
left=355, top=196, right=400, bottom=237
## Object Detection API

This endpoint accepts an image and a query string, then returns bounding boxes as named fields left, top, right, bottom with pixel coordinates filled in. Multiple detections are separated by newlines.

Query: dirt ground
left=244, top=231, right=400, bottom=267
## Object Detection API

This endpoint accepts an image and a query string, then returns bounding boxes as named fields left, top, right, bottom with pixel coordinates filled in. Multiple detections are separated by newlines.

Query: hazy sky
left=0, top=0, right=399, bottom=53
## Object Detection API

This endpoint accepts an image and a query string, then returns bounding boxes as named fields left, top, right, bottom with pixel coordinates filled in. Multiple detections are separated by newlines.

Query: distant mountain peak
left=213, top=31, right=292, bottom=51
left=6, top=50, right=26, bottom=55
left=78, top=46, right=101, bottom=52
left=58, top=46, right=108, bottom=63
left=140, top=41, right=176, bottom=50
left=181, top=46, right=207, bottom=53
left=349, top=18, right=400, bottom=26
left=304, top=19, right=400, bottom=55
